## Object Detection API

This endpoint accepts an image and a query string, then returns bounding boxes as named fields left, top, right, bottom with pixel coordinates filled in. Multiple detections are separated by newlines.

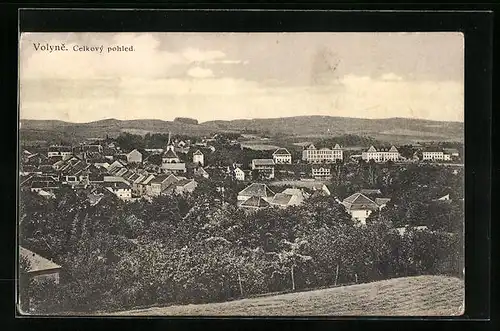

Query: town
left=20, top=131, right=462, bottom=216
left=19, top=129, right=464, bottom=314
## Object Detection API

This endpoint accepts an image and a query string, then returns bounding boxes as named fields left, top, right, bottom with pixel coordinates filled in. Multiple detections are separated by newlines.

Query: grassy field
left=109, top=275, right=464, bottom=317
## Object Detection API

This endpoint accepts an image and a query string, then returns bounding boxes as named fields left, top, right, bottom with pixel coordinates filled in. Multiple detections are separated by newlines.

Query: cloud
left=20, top=74, right=464, bottom=123
left=20, top=34, right=246, bottom=80
left=380, top=73, right=403, bottom=81
left=187, top=67, right=214, bottom=78
left=182, top=48, right=226, bottom=63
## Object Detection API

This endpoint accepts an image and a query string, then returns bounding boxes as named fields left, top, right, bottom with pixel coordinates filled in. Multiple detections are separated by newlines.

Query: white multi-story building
left=422, top=150, right=451, bottom=161
left=362, top=146, right=400, bottom=163
left=272, top=148, right=292, bottom=164
left=311, top=164, right=332, bottom=179
left=302, top=144, right=343, bottom=163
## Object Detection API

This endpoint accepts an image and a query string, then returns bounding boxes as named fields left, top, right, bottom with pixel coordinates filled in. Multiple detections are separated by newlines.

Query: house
left=193, top=167, right=210, bottom=179
left=234, top=167, right=245, bottom=181
left=104, top=182, right=132, bottom=201
left=30, top=180, right=59, bottom=193
left=162, top=162, right=187, bottom=174
left=251, top=159, right=275, bottom=179
left=162, top=145, right=181, bottom=164
left=146, top=173, right=180, bottom=197
left=360, top=188, right=382, bottom=196
left=433, top=194, right=452, bottom=202
left=134, top=174, right=156, bottom=196
left=165, top=178, right=198, bottom=195
left=272, top=148, right=292, bottom=164
left=37, top=189, right=56, bottom=199
left=237, top=183, right=275, bottom=205
left=227, top=163, right=246, bottom=181
left=422, top=148, right=452, bottom=161
left=341, top=192, right=390, bottom=225
left=47, top=145, right=72, bottom=158
left=311, top=164, right=332, bottom=179
left=239, top=196, right=270, bottom=210
left=269, top=188, right=308, bottom=208
left=126, top=149, right=142, bottom=164
left=443, top=148, right=460, bottom=158
left=19, top=247, right=62, bottom=284
left=87, top=191, right=105, bottom=206
left=362, top=146, right=400, bottom=163
left=302, top=144, right=343, bottom=163
left=193, top=150, right=204, bottom=166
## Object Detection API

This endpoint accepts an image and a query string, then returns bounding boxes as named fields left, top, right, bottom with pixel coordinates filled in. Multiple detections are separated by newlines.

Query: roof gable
left=273, top=148, right=291, bottom=156
left=238, top=183, right=275, bottom=197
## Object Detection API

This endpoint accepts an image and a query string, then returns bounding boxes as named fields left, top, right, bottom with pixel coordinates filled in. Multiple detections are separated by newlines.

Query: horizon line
left=19, top=115, right=464, bottom=124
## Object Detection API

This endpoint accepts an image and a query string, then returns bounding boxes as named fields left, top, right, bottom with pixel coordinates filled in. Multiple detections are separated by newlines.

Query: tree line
left=19, top=164, right=463, bottom=314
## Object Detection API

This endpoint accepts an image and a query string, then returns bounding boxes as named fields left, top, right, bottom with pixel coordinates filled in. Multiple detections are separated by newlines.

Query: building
left=272, top=148, right=292, bottom=164
left=443, top=148, right=460, bottom=158
left=47, top=145, right=72, bottom=158
left=146, top=174, right=180, bottom=197
left=234, top=167, right=245, bottom=181
left=166, top=178, right=198, bottom=195
left=193, top=150, right=204, bottom=166
left=239, top=196, right=270, bottom=210
left=19, top=246, right=62, bottom=284
left=30, top=180, right=59, bottom=193
left=193, top=167, right=209, bottom=179
left=237, top=183, right=275, bottom=205
left=422, top=149, right=452, bottom=161
left=227, top=164, right=246, bottom=181
left=362, top=146, right=400, bottom=163
left=162, top=145, right=181, bottom=164
left=311, top=164, right=332, bottom=179
left=269, top=188, right=308, bottom=208
left=251, top=159, right=275, bottom=179
left=341, top=192, right=390, bottom=225
left=126, top=149, right=142, bottom=163
left=302, top=144, right=343, bottom=163
left=133, top=174, right=156, bottom=196
left=104, top=182, right=132, bottom=200
left=162, top=162, right=187, bottom=174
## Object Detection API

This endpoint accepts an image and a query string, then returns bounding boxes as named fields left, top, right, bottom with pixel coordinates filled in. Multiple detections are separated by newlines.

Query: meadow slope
left=109, top=275, right=464, bottom=317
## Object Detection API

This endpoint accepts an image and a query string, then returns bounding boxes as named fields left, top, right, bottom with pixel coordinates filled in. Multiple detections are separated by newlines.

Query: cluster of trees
left=174, top=117, right=199, bottom=125
left=19, top=162, right=463, bottom=314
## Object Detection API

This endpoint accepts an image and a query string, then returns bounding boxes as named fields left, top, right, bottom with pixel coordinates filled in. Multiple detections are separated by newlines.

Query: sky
left=19, top=32, right=464, bottom=123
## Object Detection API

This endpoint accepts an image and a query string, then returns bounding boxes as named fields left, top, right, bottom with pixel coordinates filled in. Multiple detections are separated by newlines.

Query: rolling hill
left=19, top=116, right=464, bottom=144
left=107, top=275, right=464, bottom=317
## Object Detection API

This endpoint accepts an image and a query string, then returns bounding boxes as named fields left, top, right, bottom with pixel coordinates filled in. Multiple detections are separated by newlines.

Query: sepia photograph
left=18, top=31, right=465, bottom=316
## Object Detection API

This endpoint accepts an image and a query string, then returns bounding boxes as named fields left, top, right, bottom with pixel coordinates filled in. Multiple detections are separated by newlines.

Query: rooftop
left=240, top=196, right=270, bottom=208
left=342, top=192, right=379, bottom=211
left=19, top=247, right=61, bottom=272
left=238, top=183, right=275, bottom=198
left=270, top=193, right=293, bottom=206
left=252, top=159, right=275, bottom=166
left=273, top=148, right=291, bottom=156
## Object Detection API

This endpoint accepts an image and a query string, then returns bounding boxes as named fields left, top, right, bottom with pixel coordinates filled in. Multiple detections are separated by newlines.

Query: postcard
left=18, top=31, right=464, bottom=316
